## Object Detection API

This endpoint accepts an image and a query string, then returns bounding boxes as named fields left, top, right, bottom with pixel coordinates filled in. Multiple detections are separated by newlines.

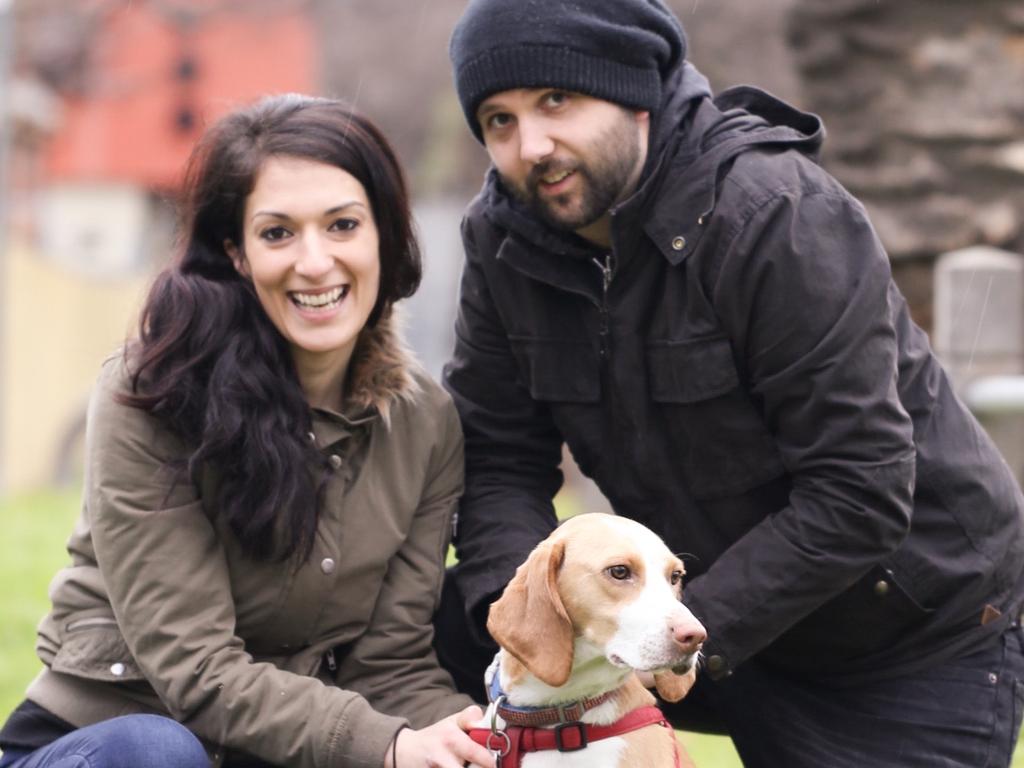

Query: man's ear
left=224, top=239, right=249, bottom=277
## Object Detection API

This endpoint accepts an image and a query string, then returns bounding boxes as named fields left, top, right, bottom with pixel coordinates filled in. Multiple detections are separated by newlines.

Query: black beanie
left=449, top=0, right=687, bottom=142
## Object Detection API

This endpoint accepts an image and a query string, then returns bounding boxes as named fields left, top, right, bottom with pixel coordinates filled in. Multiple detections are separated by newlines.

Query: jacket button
left=110, top=662, right=125, bottom=676
left=671, top=236, right=686, bottom=251
left=329, top=454, right=342, bottom=470
left=874, top=579, right=890, bottom=597
left=320, top=557, right=336, bottom=574
left=308, top=432, right=317, bottom=443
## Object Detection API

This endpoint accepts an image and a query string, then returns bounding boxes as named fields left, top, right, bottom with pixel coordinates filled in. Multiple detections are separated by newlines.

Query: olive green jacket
left=27, top=315, right=473, bottom=767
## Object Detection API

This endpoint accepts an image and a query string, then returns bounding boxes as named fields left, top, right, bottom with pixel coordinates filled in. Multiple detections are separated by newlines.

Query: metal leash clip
left=486, top=695, right=512, bottom=767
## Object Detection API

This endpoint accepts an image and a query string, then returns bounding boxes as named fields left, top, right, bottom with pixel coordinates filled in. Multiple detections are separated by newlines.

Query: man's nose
left=518, top=118, right=555, bottom=164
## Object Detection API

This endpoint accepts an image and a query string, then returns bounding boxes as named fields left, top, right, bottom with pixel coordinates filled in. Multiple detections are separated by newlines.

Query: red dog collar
left=469, top=705, right=682, bottom=768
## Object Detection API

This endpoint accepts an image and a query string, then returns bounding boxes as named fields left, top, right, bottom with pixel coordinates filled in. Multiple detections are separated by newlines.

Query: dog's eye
left=607, top=565, right=631, bottom=581
left=671, top=570, right=684, bottom=586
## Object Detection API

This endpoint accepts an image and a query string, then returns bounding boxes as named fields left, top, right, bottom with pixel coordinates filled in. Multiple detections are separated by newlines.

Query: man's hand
left=384, top=705, right=495, bottom=768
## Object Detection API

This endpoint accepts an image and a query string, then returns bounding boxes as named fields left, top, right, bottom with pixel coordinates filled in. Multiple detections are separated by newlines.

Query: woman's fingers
left=453, top=730, right=496, bottom=768
left=455, top=704, right=485, bottom=729
left=452, top=708, right=491, bottom=768
left=390, top=709, right=495, bottom=768
left=450, top=707, right=494, bottom=768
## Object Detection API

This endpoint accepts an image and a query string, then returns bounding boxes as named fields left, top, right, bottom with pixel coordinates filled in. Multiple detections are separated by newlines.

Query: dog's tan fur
left=484, top=514, right=704, bottom=767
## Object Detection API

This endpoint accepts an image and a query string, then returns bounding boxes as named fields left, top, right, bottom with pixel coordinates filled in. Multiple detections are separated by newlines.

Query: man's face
left=477, top=89, right=649, bottom=244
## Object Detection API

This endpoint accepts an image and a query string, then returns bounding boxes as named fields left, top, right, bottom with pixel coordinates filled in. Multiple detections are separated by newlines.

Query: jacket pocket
left=52, top=616, right=145, bottom=682
left=764, top=562, right=934, bottom=671
left=647, top=336, right=739, bottom=403
left=646, top=336, right=785, bottom=498
left=508, top=336, right=600, bottom=403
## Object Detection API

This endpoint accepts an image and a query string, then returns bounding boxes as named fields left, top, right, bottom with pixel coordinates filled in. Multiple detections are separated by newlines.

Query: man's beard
left=506, top=111, right=643, bottom=233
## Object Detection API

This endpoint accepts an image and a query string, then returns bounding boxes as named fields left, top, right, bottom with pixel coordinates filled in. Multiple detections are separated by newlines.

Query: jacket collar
left=314, top=308, right=421, bottom=433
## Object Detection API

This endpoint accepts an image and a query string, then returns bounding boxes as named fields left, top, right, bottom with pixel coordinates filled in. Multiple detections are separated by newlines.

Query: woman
left=0, top=94, right=494, bottom=768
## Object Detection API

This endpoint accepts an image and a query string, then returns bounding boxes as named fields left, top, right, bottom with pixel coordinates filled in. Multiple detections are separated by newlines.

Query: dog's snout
left=669, top=618, right=707, bottom=654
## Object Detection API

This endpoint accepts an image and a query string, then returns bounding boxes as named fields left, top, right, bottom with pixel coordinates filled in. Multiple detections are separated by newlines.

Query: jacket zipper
left=324, top=647, right=337, bottom=673
left=592, top=253, right=614, bottom=361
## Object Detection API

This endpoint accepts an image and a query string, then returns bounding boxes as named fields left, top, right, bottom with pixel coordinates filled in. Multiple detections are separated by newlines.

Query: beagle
left=469, top=513, right=705, bottom=767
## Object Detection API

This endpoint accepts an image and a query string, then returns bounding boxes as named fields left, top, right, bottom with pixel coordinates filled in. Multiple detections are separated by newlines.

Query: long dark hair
left=122, top=94, right=421, bottom=562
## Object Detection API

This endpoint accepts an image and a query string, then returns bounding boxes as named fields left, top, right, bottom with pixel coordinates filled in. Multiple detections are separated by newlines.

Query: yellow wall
left=1, top=243, right=149, bottom=490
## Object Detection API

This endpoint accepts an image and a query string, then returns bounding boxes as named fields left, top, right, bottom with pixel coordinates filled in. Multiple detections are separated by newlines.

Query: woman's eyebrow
left=251, top=200, right=366, bottom=220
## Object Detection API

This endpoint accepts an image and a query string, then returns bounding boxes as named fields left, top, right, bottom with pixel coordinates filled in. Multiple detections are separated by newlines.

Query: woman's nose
left=294, top=233, right=334, bottom=278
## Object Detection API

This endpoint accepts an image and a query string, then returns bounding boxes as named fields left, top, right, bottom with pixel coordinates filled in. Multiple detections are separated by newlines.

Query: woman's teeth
left=291, top=286, right=347, bottom=309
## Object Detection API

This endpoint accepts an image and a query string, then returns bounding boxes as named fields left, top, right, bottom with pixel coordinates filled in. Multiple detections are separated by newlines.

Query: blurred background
left=2, top=0, right=1024, bottom=762
left=4, top=0, right=1024, bottom=494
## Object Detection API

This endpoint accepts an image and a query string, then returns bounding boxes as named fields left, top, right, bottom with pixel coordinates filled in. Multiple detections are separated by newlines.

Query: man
left=436, top=0, right=1024, bottom=765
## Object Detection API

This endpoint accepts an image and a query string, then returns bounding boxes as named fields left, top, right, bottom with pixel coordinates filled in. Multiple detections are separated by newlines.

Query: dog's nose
left=670, top=619, right=707, bottom=654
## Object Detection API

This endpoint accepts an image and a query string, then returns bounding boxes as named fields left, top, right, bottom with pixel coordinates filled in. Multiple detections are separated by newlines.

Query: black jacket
left=443, top=62, right=1024, bottom=683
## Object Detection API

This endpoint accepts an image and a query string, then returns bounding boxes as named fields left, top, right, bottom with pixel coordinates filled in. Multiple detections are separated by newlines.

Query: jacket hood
left=480, top=62, right=823, bottom=261
left=643, top=60, right=714, bottom=173
left=341, top=308, right=421, bottom=427
left=641, top=83, right=824, bottom=266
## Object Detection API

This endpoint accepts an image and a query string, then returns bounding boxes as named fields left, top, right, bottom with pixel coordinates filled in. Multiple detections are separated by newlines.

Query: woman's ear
left=224, top=239, right=249, bottom=277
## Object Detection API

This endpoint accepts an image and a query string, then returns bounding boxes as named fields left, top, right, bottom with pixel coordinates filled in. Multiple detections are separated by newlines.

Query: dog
left=468, top=513, right=706, bottom=767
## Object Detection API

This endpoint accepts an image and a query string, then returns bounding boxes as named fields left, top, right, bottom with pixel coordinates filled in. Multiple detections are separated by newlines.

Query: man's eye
left=260, top=226, right=290, bottom=242
left=607, top=565, right=631, bottom=581
left=671, top=570, right=684, bottom=586
left=487, top=113, right=513, bottom=130
left=545, top=91, right=569, bottom=108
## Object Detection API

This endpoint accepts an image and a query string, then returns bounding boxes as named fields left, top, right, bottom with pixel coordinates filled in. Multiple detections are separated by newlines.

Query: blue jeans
left=662, top=625, right=1024, bottom=767
left=0, top=715, right=209, bottom=768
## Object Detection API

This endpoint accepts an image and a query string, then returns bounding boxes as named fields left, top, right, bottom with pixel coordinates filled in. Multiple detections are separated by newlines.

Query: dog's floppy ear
left=487, top=538, right=574, bottom=687
left=653, top=664, right=698, bottom=702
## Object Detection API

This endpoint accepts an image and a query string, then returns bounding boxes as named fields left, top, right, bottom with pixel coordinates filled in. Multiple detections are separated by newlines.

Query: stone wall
left=789, top=0, right=1024, bottom=331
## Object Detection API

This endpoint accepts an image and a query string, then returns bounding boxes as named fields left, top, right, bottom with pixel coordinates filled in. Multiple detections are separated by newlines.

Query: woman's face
left=230, top=155, right=381, bottom=379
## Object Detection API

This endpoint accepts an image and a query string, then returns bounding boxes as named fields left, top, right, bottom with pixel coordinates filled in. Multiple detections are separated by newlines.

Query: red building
left=0, top=0, right=319, bottom=491
left=44, top=0, right=317, bottom=189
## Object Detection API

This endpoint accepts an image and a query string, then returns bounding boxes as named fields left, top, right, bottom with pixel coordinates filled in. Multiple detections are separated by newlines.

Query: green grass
left=2, top=490, right=1021, bottom=765
left=0, top=490, right=79, bottom=717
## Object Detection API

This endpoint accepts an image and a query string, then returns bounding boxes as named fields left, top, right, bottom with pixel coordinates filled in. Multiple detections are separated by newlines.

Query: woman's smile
left=227, top=155, right=381, bottom=387
left=289, top=285, right=350, bottom=314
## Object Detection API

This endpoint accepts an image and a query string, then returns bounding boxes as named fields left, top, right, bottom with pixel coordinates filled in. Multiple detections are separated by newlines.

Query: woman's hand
left=385, top=705, right=495, bottom=768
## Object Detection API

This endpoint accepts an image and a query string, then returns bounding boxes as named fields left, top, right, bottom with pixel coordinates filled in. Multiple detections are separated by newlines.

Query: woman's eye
left=329, top=218, right=358, bottom=232
left=607, top=565, right=631, bottom=581
left=671, top=570, right=684, bottom=586
left=260, top=225, right=290, bottom=242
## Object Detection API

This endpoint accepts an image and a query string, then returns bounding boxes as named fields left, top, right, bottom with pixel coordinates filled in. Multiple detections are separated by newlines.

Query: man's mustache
left=526, top=159, right=581, bottom=190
